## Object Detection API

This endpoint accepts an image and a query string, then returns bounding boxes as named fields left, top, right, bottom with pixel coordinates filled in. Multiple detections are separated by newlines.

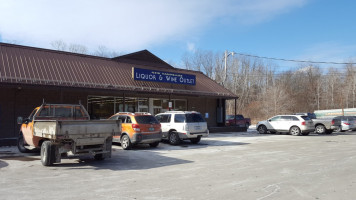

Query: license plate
left=149, top=127, right=155, bottom=131
left=195, top=126, right=201, bottom=130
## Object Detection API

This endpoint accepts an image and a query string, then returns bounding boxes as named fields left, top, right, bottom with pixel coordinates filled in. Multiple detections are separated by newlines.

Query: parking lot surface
left=1, top=129, right=356, bottom=200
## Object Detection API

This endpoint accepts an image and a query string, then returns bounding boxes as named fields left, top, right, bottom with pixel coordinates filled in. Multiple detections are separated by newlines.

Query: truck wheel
left=290, top=126, right=301, bottom=136
left=190, top=136, right=201, bottom=144
left=121, top=135, right=132, bottom=150
left=41, top=141, right=55, bottom=166
left=245, top=122, right=250, bottom=128
left=315, top=125, right=326, bottom=134
left=257, top=125, right=267, bottom=134
left=149, top=141, right=160, bottom=148
left=17, top=133, right=31, bottom=153
left=168, top=131, right=180, bottom=145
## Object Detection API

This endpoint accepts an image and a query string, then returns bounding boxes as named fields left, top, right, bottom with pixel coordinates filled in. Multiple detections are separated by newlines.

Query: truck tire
left=149, top=141, right=160, bottom=148
left=121, top=135, right=132, bottom=150
left=41, top=141, right=55, bottom=166
left=257, top=125, right=267, bottom=134
left=168, top=131, right=180, bottom=145
left=17, top=133, right=31, bottom=153
left=190, top=136, right=201, bottom=144
left=290, top=126, right=301, bottom=136
left=315, top=125, right=326, bottom=134
left=245, top=122, right=250, bottom=128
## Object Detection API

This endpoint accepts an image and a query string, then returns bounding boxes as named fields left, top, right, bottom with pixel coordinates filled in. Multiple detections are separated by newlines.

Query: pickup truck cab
left=17, top=103, right=121, bottom=166
left=226, top=114, right=251, bottom=127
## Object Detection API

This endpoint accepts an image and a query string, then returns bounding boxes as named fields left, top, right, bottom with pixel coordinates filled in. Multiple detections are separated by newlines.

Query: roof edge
left=0, top=42, right=111, bottom=61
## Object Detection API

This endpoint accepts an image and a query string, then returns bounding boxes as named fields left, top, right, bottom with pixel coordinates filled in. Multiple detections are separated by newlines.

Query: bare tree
left=50, top=40, right=67, bottom=51
left=93, top=45, right=121, bottom=58
left=68, top=44, right=88, bottom=54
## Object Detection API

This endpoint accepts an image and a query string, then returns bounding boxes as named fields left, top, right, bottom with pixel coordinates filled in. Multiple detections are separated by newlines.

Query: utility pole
left=223, top=50, right=236, bottom=83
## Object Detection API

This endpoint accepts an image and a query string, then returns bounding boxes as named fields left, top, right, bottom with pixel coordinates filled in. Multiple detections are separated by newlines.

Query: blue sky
left=0, top=0, right=355, bottom=69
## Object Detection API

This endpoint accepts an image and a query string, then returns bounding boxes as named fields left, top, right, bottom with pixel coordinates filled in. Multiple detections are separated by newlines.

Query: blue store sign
left=132, top=67, right=196, bottom=85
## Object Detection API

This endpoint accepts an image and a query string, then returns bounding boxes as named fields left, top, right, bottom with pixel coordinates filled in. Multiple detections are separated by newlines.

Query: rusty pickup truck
left=17, top=103, right=121, bottom=166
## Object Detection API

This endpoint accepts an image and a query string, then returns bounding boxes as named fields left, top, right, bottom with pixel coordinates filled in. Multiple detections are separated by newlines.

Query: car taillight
left=132, top=124, right=141, bottom=131
left=301, top=121, right=306, bottom=126
left=331, top=120, right=335, bottom=125
left=344, top=122, right=350, bottom=125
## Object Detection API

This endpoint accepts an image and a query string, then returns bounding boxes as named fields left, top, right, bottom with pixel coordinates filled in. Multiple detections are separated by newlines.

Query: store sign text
left=133, top=67, right=196, bottom=85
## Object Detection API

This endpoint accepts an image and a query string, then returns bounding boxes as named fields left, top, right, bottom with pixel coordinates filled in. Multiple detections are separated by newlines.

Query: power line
left=236, top=52, right=356, bottom=65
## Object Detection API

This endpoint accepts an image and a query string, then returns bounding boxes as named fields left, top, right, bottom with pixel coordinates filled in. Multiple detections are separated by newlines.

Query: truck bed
left=33, top=120, right=121, bottom=145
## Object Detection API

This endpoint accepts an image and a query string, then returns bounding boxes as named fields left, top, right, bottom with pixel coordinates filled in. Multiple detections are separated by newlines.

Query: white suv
left=257, top=115, right=315, bottom=136
left=155, top=111, right=209, bottom=145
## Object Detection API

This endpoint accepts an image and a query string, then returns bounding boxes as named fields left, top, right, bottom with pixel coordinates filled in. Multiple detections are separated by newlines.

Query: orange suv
left=109, top=112, right=162, bottom=150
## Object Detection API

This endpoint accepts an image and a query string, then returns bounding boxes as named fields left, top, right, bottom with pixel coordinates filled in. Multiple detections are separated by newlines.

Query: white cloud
left=0, top=0, right=308, bottom=52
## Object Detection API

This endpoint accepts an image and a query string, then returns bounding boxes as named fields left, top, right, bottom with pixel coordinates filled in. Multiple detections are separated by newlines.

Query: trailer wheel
left=17, top=132, right=31, bottom=153
left=41, top=141, right=55, bottom=166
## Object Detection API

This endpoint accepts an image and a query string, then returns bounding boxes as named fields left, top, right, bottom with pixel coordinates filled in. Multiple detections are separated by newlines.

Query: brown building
left=0, top=43, right=238, bottom=144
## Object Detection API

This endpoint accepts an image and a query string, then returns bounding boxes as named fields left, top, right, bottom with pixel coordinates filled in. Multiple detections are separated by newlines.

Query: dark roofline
left=113, top=49, right=174, bottom=69
left=0, top=42, right=111, bottom=61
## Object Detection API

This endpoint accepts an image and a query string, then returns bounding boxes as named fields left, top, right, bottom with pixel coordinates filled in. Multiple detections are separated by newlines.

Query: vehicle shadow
left=0, top=150, right=40, bottom=169
left=0, top=160, right=9, bottom=168
left=52, top=149, right=193, bottom=170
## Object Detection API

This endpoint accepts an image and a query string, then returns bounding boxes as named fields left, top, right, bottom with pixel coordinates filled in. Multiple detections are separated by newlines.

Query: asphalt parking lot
left=1, top=129, right=356, bottom=200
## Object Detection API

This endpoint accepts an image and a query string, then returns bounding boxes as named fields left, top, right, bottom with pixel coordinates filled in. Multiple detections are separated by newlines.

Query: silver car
left=331, top=116, right=356, bottom=132
left=257, top=115, right=315, bottom=136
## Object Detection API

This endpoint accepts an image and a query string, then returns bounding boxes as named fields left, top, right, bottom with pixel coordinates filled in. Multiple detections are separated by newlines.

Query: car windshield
left=226, top=115, right=234, bottom=120
left=185, top=113, right=205, bottom=123
left=135, top=116, right=159, bottom=124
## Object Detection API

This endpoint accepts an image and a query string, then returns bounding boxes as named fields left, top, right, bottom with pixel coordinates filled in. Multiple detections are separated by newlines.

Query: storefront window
left=88, top=96, right=186, bottom=118
left=115, top=97, right=124, bottom=113
left=88, top=96, right=115, bottom=119
left=174, top=100, right=186, bottom=111
left=162, top=99, right=170, bottom=110
left=125, top=97, right=137, bottom=113
left=138, top=98, right=148, bottom=112
left=153, top=99, right=162, bottom=107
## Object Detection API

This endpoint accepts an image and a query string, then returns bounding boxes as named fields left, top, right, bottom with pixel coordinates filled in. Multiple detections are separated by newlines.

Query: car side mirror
left=268, top=119, right=271, bottom=122
left=17, top=117, right=23, bottom=124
